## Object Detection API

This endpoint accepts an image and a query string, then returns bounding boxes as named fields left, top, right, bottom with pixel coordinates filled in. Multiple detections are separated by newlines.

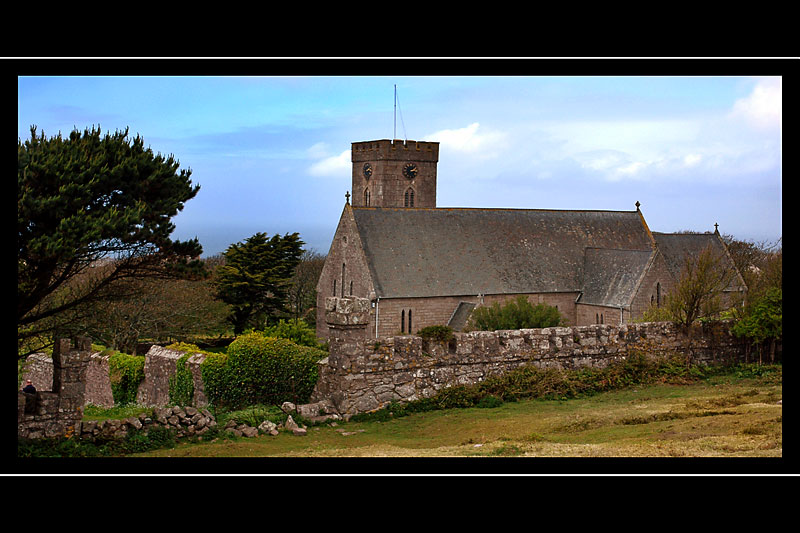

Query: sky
left=17, top=64, right=783, bottom=258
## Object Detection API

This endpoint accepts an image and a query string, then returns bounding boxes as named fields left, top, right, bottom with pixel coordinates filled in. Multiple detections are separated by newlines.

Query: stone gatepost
left=19, top=336, right=92, bottom=439
left=52, top=336, right=92, bottom=416
left=308, top=297, right=371, bottom=413
left=324, top=296, right=371, bottom=342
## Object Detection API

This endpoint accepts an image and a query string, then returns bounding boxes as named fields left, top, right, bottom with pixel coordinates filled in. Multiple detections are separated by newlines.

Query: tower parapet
left=351, top=139, right=439, bottom=208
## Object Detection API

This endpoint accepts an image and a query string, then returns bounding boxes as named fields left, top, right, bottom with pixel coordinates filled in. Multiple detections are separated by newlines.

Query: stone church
left=316, top=138, right=745, bottom=341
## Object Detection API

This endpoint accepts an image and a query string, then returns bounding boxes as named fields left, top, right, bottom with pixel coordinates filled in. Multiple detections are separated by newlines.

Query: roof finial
left=345, top=191, right=350, bottom=205
left=714, top=222, right=719, bottom=234
left=635, top=200, right=641, bottom=211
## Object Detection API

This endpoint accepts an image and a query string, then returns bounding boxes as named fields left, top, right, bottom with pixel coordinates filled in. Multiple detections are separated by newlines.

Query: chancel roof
left=351, top=207, right=655, bottom=299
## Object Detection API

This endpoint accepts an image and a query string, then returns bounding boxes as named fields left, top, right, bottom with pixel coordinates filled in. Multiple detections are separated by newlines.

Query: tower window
left=341, top=263, right=346, bottom=297
left=404, top=188, right=415, bottom=207
left=364, top=188, right=370, bottom=206
left=350, top=280, right=353, bottom=296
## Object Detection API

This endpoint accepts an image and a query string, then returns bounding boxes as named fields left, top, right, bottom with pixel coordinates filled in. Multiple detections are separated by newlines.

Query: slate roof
left=579, top=248, right=655, bottom=307
left=351, top=207, right=655, bottom=299
left=652, top=232, right=746, bottom=291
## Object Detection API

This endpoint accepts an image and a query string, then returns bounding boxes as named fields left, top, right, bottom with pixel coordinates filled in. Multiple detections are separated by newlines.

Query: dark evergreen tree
left=18, top=126, right=203, bottom=353
left=214, top=232, right=305, bottom=334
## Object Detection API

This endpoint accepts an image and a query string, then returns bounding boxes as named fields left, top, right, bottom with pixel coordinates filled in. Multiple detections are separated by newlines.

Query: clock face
left=403, top=163, right=419, bottom=179
left=363, top=163, right=373, bottom=180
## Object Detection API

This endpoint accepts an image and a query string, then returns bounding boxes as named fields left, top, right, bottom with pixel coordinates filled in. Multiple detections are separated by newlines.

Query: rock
left=258, top=420, right=278, bottom=433
left=241, top=426, right=259, bottom=438
left=292, top=427, right=307, bottom=436
left=281, top=402, right=296, bottom=413
left=284, top=415, right=300, bottom=431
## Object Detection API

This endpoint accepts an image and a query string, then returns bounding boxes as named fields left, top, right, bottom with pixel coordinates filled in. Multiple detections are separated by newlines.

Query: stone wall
left=310, top=296, right=750, bottom=416
left=21, top=350, right=117, bottom=409
left=135, top=345, right=209, bottom=408
left=18, top=337, right=93, bottom=439
left=18, top=337, right=216, bottom=442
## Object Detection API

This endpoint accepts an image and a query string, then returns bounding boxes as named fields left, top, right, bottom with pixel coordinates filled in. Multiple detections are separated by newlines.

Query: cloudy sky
left=17, top=62, right=782, bottom=257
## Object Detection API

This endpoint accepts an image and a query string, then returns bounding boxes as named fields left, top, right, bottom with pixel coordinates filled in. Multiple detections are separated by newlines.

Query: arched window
left=349, top=280, right=353, bottom=296
left=364, top=188, right=370, bottom=206
left=408, top=309, right=413, bottom=333
left=656, top=282, right=661, bottom=306
left=341, top=263, right=345, bottom=297
left=401, top=310, right=405, bottom=333
left=404, top=188, right=415, bottom=207
left=333, top=279, right=336, bottom=296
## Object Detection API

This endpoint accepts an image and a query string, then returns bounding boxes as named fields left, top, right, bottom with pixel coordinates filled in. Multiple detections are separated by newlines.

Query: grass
left=129, top=368, right=782, bottom=461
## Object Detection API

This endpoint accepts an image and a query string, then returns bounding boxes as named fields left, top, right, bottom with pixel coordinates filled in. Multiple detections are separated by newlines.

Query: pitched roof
left=351, top=207, right=655, bottom=298
left=580, top=248, right=655, bottom=307
left=652, top=232, right=746, bottom=291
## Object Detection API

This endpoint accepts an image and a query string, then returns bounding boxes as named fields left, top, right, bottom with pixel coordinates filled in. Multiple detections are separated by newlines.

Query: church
left=316, top=138, right=745, bottom=341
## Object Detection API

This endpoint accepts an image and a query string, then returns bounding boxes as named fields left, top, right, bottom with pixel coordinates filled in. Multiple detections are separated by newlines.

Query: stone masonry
left=18, top=337, right=92, bottom=439
left=310, top=296, right=749, bottom=416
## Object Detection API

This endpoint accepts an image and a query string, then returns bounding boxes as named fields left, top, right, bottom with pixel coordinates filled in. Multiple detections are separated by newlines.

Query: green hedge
left=467, top=296, right=564, bottom=331
left=201, top=332, right=326, bottom=409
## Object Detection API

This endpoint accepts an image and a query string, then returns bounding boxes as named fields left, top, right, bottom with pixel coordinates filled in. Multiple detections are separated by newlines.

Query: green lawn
left=131, top=372, right=782, bottom=462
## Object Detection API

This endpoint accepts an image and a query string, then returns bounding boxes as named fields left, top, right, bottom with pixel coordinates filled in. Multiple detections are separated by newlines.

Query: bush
left=417, top=325, right=455, bottom=342
left=260, top=318, right=325, bottom=349
left=107, top=352, right=146, bottom=406
left=467, top=296, right=564, bottom=331
left=206, top=331, right=326, bottom=409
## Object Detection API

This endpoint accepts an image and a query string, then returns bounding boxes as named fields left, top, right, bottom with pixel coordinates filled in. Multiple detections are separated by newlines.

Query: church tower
left=351, top=139, right=439, bottom=208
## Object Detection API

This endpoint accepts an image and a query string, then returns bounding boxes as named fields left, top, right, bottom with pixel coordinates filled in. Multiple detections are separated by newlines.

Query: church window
left=364, top=188, right=370, bottom=206
left=408, top=309, right=412, bottom=333
left=333, top=279, right=336, bottom=296
left=401, top=310, right=405, bottom=333
left=600, top=314, right=604, bottom=324
left=656, top=282, right=661, bottom=307
left=404, top=188, right=415, bottom=207
left=341, top=263, right=346, bottom=297
left=350, top=280, right=353, bottom=296
left=596, top=313, right=599, bottom=324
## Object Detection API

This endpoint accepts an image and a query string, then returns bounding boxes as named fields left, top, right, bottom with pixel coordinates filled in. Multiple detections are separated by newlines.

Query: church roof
left=579, top=248, right=655, bottom=307
left=652, top=232, right=746, bottom=291
left=351, top=206, right=655, bottom=299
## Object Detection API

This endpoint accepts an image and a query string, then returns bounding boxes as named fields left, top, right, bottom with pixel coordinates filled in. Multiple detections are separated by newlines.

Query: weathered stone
left=240, top=426, right=259, bottom=438
left=258, top=420, right=278, bottom=433
left=284, top=415, right=300, bottom=431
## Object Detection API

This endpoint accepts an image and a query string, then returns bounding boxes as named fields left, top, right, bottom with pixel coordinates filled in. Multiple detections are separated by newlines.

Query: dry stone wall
left=310, top=297, right=749, bottom=416
left=135, top=345, right=209, bottom=408
left=18, top=337, right=92, bottom=439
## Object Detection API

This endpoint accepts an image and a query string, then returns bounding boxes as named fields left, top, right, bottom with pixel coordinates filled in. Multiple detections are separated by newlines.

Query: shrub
left=208, top=331, right=326, bottom=409
left=467, top=296, right=564, bottom=331
left=261, top=318, right=325, bottom=349
left=107, top=352, right=146, bottom=406
left=417, top=325, right=455, bottom=342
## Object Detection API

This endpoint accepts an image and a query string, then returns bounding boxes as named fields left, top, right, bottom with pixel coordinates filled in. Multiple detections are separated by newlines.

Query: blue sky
left=18, top=69, right=782, bottom=257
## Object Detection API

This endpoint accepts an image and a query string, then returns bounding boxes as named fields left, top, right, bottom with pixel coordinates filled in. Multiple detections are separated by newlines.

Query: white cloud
left=683, top=153, right=702, bottom=167
left=308, top=148, right=350, bottom=177
left=730, top=77, right=781, bottom=130
left=426, top=122, right=506, bottom=159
